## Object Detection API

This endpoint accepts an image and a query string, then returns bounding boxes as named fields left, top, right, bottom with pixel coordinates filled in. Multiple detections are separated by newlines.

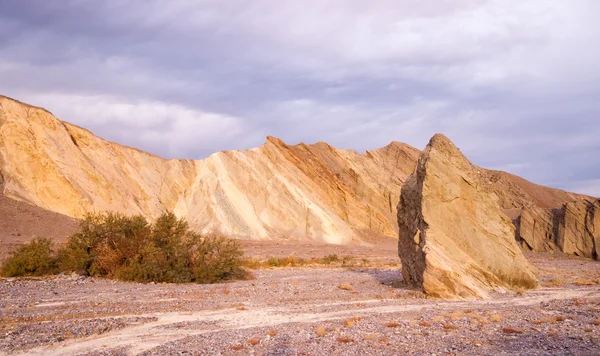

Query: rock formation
left=0, top=95, right=418, bottom=244
left=514, top=206, right=557, bottom=252
left=482, top=170, right=600, bottom=259
left=398, top=134, right=539, bottom=299
left=555, top=199, right=600, bottom=259
left=1, top=94, right=598, bottom=254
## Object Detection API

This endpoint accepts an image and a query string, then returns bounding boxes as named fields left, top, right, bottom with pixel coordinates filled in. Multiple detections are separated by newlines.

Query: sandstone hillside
left=0, top=95, right=418, bottom=244
left=0, top=95, right=596, bottom=249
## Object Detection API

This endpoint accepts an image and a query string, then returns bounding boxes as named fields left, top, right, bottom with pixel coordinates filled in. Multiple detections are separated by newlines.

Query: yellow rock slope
left=0, top=95, right=418, bottom=244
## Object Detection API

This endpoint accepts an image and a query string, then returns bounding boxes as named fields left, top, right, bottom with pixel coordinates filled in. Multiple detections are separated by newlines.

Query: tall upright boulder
left=398, top=134, right=539, bottom=299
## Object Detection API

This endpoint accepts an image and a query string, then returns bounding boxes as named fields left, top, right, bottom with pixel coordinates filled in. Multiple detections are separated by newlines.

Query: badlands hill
left=0, top=95, right=418, bottom=244
left=0, top=95, right=595, bottom=249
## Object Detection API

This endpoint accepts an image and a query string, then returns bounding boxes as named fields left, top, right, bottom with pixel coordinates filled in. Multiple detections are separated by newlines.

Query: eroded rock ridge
left=0, top=95, right=418, bottom=244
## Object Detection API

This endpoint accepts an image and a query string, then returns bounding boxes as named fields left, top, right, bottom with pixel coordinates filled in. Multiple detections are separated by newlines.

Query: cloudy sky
left=1, top=1, right=599, bottom=196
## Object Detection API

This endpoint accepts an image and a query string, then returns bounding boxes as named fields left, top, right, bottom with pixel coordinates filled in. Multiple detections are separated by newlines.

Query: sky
left=0, top=1, right=599, bottom=196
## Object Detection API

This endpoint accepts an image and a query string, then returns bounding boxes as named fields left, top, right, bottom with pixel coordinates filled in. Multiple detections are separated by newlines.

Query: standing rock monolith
left=398, top=134, right=539, bottom=299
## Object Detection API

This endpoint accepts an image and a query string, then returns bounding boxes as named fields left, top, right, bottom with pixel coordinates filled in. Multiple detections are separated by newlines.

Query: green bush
left=0, top=237, right=58, bottom=277
left=2, top=212, right=247, bottom=284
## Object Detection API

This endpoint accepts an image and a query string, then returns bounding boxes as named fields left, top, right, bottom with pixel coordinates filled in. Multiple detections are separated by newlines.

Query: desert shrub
left=190, top=234, right=245, bottom=283
left=57, top=211, right=246, bottom=283
left=0, top=237, right=58, bottom=277
left=57, top=212, right=149, bottom=276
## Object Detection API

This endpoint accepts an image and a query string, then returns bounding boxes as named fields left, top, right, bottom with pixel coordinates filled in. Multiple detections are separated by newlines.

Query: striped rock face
left=0, top=95, right=418, bottom=244
left=398, top=134, right=539, bottom=300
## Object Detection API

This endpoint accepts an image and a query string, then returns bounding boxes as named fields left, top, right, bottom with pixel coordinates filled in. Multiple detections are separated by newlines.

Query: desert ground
left=1, top=241, right=599, bottom=356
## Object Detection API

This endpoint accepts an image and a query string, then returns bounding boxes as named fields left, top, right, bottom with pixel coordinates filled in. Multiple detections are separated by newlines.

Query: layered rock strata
left=0, top=95, right=418, bottom=244
left=398, top=134, right=539, bottom=299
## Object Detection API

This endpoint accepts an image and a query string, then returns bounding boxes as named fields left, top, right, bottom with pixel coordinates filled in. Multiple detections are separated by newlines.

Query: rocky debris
left=0, top=252, right=599, bottom=355
left=398, top=134, right=539, bottom=299
left=1, top=317, right=156, bottom=352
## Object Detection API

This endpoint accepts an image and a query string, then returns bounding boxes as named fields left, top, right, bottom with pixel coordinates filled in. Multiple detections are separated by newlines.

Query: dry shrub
left=337, top=337, right=352, bottom=343
left=444, top=310, right=464, bottom=321
left=592, top=318, right=600, bottom=326
left=363, top=333, right=378, bottom=341
left=532, top=316, right=564, bottom=325
left=0, top=237, right=58, bottom=277
left=241, top=253, right=341, bottom=269
left=386, top=322, right=400, bottom=328
left=315, top=325, right=327, bottom=337
left=338, top=283, right=353, bottom=291
left=237, top=306, right=247, bottom=311
left=231, top=345, right=245, bottom=351
left=502, top=327, right=523, bottom=334
left=343, top=317, right=361, bottom=328
left=544, top=275, right=565, bottom=287
left=267, top=330, right=277, bottom=337
left=379, top=337, right=390, bottom=345
left=571, top=278, right=597, bottom=286
left=418, top=321, right=430, bottom=327
left=56, top=212, right=247, bottom=283
left=246, top=338, right=260, bottom=346
left=489, top=314, right=504, bottom=322
left=443, top=324, right=459, bottom=330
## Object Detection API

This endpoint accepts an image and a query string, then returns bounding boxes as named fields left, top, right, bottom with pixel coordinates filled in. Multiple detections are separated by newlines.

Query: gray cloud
left=0, top=0, right=599, bottom=196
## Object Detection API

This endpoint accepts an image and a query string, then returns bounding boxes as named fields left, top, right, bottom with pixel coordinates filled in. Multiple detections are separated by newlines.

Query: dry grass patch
left=544, top=275, right=566, bottom=287
left=246, top=338, right=260, bottom=346
left=363, top=333, right=378, bottom=341
left=336, top=337, right=352, bottom=343
left=502, top=327, right=524, bottom=334
left=338, top=283, right=353, bottom=291
left=343, top=317, right=362, bottom=328
left=571, top=278, right=597, bottom=286
left=386, top=322, right=400, bottom=328
left=443, top=324, right=459, bottom=330
left=488, top=314, right=504, bottom=322
left=231, top=345, right=246, bottom=351
left=532, top=316, right=565, bottom=325
left=592, top=318, right=600, bottom=326
left=431, top=315, right=445, bottom=323
left=267, top=330, right=277, bottom=337
left=444, top=310, right=465, bottom=321
left=315, top=325, right=327, bottom=337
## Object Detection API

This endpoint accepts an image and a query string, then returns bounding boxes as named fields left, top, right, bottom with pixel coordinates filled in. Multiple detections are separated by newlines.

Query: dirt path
left=16, top=287, right=600, bottom=356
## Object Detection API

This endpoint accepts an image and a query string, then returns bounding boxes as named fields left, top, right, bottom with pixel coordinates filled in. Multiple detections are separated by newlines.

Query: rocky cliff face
left=1, top=94, right=597, bottom=251
left=486, top=170, right=599, bottom=260
left=397, top=134, right=539, bottom=299
left=0, top=95, right=418, bottom=244
left=555, top=199, right=600, bottom=259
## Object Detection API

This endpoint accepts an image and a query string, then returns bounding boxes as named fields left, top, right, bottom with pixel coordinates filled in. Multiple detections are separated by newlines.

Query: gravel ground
left=0, top=253, right=599, bottom=356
